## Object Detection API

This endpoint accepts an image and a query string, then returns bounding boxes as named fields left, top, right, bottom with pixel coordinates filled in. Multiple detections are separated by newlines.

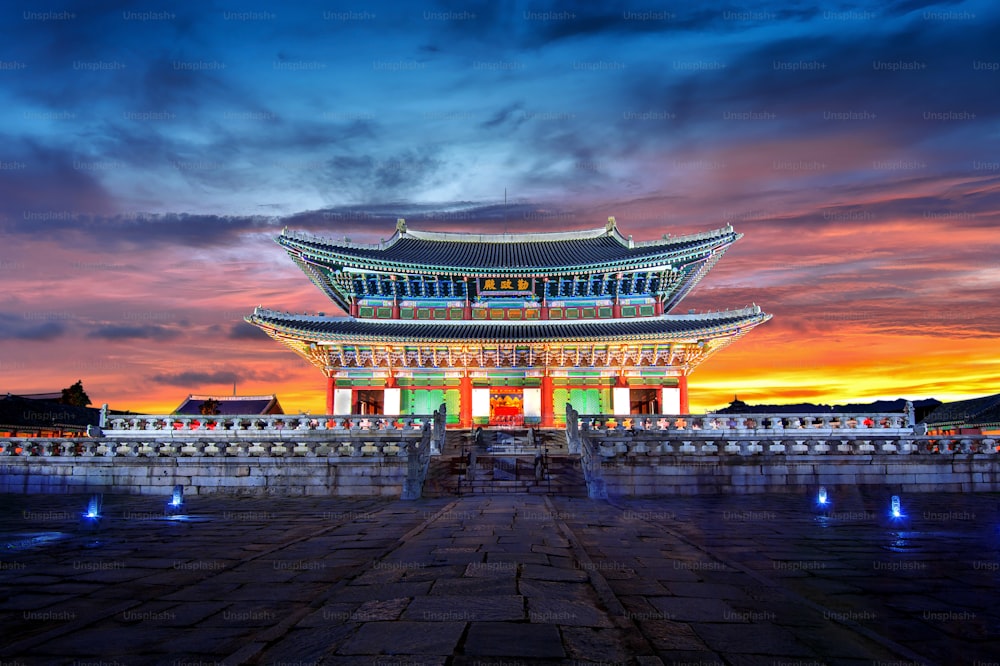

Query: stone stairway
left=442, top=429, right=474, bottom=455
left=442, top=428, right=570, bottom=455
left=423, top=455, right=587, bottom=497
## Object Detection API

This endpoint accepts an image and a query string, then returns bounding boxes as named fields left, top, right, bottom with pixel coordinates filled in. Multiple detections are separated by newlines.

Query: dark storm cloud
left=0, top=207, right=281, bottom=249
left=86, top=324, right=182, bottom=341
left=0, top=139, right=118, bottom=222
left=151, top=370, right=238, bottom=387
left=729, top=174, right=1000, bottom=232
left=616, top=8, right=1000, bottom=153
left=318, top=149, right=448, bottom=198
left=1, top=0, right=385, bottom=214
left=2, top=1, right=211, bottom=109
left=481, top=103, right=527, bottom=130
left=228, top=322, right=269, bottom=340
left=150, top=366, right=294, bottom=387
left=136, top=55, right=238, bottom=113
left=0, top=193, right=581, bottom=251
left=0, top=315, right=67, bottom=342
left=424, top=0, right=776, bottom=47
left=880, top=0, right=970, bottom=16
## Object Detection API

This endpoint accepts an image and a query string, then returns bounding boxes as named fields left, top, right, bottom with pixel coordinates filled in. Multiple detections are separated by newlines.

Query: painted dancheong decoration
left=247, top=217, right=771, bottom=427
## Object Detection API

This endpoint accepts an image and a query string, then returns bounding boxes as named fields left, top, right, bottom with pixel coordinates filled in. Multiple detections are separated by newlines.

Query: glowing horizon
left=1, top=1, right=997, bottom=414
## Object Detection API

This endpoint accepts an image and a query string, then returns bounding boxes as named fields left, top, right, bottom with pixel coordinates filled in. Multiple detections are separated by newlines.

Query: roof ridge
left=404, top=226, right=615, bottom=244
left=281, top=221, right=736, bottom=248
left=185, top=394, right=277, bottom=401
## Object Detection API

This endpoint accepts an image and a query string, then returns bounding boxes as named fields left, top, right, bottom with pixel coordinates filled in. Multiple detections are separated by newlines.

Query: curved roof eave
left=278, top=228, right=737, bottom=276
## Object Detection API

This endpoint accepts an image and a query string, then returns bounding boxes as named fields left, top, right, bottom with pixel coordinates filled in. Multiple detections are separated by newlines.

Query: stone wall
left=594, top=454, right=1000, bottom=496
left=3, top=453, right=999, bottom=498
left=0, top=457, right=408, bottom=497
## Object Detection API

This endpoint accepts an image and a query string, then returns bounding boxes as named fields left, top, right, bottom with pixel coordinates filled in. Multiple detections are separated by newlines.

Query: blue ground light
left=167, top=484, right=184, bottom=514
left=83, top=494, right=101, bottom=520
left=890, top=494, right=904, bottom=519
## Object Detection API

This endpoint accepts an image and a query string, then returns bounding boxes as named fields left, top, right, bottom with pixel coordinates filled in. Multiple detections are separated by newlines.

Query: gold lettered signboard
left=478, top=277, right=533, bottom=293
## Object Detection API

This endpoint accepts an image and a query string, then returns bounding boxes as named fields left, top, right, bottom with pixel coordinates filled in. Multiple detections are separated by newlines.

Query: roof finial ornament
left=396, top=218, right=406, bottom=234
left=606, top=216, right=616, bottom=233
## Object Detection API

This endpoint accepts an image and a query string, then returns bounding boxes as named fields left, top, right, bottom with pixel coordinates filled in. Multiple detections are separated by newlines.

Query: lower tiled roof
left=247, top=307, right=769, bottom=343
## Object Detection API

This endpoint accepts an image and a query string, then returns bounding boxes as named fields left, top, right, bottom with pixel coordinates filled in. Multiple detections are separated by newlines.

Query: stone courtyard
left=1, top=490, right=998, bottom=665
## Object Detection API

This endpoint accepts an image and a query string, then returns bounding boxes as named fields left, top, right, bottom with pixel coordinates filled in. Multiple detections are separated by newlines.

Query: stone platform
left=1, top=491, right=998, bottom=664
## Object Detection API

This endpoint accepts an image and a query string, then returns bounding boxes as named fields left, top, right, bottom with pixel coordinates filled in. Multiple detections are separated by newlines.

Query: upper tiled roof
left=247, top=306, right=769, bottom=343
left=278, top=220, right=738, bottom=274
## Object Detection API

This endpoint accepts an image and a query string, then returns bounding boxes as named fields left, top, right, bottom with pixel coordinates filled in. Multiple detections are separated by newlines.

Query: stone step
left=442, top=428, right=571, bottom=456
left=422, top=452, right=587, bottom=498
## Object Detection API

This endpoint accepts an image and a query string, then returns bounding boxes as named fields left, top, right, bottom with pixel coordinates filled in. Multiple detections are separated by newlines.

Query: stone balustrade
left=4, top=410, right=993, bottom=459
left=567, top=410, right=997, bottom=457
left=562, top=406, right=1000, bottom=498
left=575, top=434, right=997, bottom=457
left=103, top=413, right=432, bottom=437
left=576, top=412, right=912, bottom=435
left=0, top=411, right=444, bottom=460
left=0, top=435, right=421, bottom=458
left=0, top=408, right=446, bottom=498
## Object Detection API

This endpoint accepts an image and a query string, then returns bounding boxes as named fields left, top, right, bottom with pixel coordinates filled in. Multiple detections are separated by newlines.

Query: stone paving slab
left=338, top=619, right=466, bottom=655
left=464, top=621, right=566, bottom=658
left=553, top=491, right=1000, bottom=665
left=403, top=594, right=525, bottom=621
left=1, top=491, right=998, bottom=664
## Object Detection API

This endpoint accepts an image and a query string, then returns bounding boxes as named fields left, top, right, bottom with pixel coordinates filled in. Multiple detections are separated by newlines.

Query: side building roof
left=173, top=394, right=284, bottom=416
left=920, top=393, right=1000, bottom=430
left=0, top=394, right=101, bottom=432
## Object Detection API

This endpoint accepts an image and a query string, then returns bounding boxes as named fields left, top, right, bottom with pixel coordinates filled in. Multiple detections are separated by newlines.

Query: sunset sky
left=1, top=0, right=997, bottom=414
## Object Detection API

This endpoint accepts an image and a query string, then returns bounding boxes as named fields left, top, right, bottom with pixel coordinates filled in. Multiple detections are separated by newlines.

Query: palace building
left=246, top=217, right=770, bottom=427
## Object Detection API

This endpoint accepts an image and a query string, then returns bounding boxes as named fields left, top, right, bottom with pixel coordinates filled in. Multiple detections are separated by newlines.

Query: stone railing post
left=565, top=404, right=582, bottom=455
left=401, top=422, right=433, bottom=500
left=432, top=403, right=446, bottom=455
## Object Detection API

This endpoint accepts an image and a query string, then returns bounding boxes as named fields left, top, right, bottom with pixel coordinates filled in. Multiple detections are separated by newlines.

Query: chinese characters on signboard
left=479, top=277, right=532, bottom=293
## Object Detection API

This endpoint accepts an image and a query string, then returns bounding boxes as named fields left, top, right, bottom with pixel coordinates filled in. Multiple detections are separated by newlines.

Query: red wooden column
left=459, top=372, right=472, bottom=428
left=541, top=372, right=554, bottom=427
left=326, top=376, right=335, bottom=415
left=678, top=373, right=689, bottom=414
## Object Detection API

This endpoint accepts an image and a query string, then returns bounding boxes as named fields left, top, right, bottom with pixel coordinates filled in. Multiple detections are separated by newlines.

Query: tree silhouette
left=198, top=398, right=221, bottom=415
left=60, top=380, right=91, bottom=407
